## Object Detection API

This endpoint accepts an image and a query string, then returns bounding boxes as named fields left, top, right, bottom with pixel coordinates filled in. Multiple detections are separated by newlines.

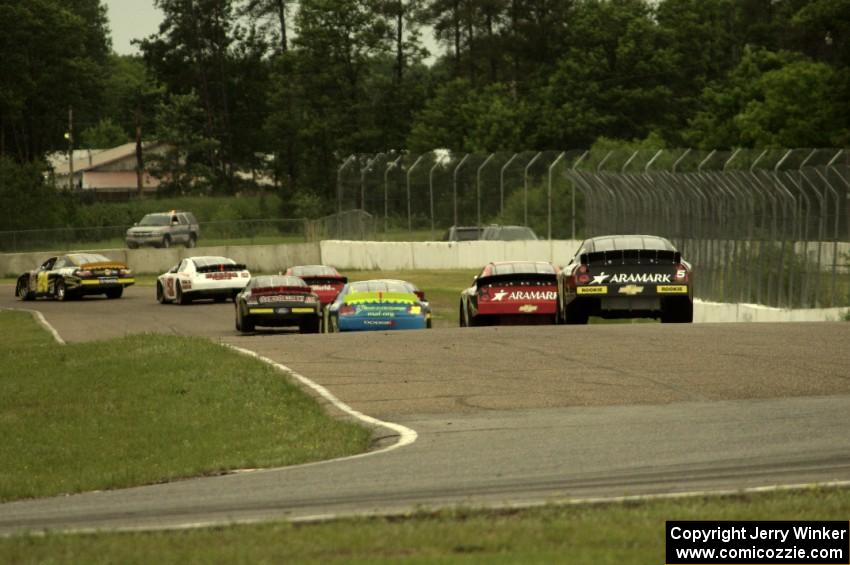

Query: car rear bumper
left=338, top=315, right=427, bottom=331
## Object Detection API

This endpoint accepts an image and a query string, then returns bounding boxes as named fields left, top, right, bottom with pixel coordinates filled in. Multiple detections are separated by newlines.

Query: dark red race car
left=284, top=265, right=347, bottom=308
left=459, top=261, right=559, bottom=326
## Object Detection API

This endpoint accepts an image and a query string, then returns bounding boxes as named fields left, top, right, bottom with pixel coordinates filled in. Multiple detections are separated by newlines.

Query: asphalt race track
left=1, top=285, right=850, bottom=534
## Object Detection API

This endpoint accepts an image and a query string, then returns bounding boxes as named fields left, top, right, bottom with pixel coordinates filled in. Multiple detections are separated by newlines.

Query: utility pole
left=67, top=106, right=74, bottom=190
left=135, top=105, right=144, bottom=197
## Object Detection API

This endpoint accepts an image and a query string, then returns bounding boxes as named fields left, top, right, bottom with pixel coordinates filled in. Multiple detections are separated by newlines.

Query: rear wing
left=580, top=249, right=680, bottom=267
left=196, top=263, right=247, bottom=273
left=477, top=273, right=557, bottom=287
left=302, top=275, right=348, bottom=285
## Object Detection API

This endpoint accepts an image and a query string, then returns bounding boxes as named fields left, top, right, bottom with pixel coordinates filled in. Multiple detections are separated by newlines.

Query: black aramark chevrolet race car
left=557, top=235, right=693, bottom=324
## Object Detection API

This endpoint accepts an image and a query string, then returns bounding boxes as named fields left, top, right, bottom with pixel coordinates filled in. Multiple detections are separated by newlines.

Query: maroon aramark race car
left=284, top=265, right=347, bottom=308
left=459, top=261, right=559, bottom=326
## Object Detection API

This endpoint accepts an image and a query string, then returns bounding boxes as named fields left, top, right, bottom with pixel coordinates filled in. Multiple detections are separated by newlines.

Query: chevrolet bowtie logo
left=518, top=304, right=538, bottom=313
left=618, top=284, right=644, bottom=296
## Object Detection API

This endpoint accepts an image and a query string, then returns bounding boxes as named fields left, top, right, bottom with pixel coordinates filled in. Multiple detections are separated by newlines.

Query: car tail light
left=577, top=274, right=590, bottom=284
left=119, top=269, right=131, bottom=276
left=75, top=270, right=92, bottom=278
left=339, top=304, right=356, bottom=316
left=241, top=271, right=249, bottom=278
left=674, top=264, right=689, bottom=282
left=408, top=305, right=422, bottom=314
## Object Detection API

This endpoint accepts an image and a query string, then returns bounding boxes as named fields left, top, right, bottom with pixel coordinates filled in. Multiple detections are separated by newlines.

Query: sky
left=104, top=0, right=163, bottom=55
left=104, top=0, right=441, bottom=61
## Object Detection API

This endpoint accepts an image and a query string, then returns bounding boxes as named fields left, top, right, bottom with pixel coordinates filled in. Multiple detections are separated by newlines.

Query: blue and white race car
left=326, top=279, right=430, bottom=332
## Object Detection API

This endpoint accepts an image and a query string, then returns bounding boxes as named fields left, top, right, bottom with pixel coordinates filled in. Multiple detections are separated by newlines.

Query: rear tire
left=127, top=242, right=139, bottom=249
left=176, top=282, right=191, bottom=305
left=185, top=235, right=197, bottom=248
left=161, top=235, right=171, bottom=249
left=16, top=278, right=35, bottom=301
left=661, top=299, right=693, bottom=324
left=156, top=281, right=169, bottom=304
left=238, top=308, right=255, bottom=333
left=105, top=287, right=123, bottom=299
left=214, top=295, right=227, bottom=303
left=299, top=317, right=320, bottom=334
left=564, top=300, right=590, bottom=325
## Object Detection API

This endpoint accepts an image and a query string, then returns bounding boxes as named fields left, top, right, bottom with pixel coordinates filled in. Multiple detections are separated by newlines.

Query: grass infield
left=0, top=311, right=371, bottom=502
left=1, top=487, right=848, bottom=563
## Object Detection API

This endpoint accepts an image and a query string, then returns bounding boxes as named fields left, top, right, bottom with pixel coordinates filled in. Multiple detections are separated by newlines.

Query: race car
left=234, top=275, right=321, bottom=334
left=326, top=279, right=429, bottom=332
left=156, top=256, right=250, bottom=304
left=15, top=253, right=134, bottom=301
left=378, top=279, right=433, bottom=328
left=283, top=265, right=347, bottom=307
left=557, top=235, right=693, bottom=324
left=459, top=261, right=558, bottom=326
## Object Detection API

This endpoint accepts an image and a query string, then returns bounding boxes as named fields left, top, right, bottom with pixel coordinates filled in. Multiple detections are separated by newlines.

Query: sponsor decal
left=206, top=272, right=237, bottom=280
left=657, top=285, right=688, bottom=294
left=577, top=286, right=607, bottom=295
left=364, top=320, right=392, bottom=326
left=618, top=284, right=644, bottom=296
left=259, top=295, right=288, bottom=304
left=249, top=308, right=274, bottom=314
left=590, top=272, right=610, bottom=284
left=311, top=284, right=335, bottom=291
left=491, top=290, right=557, bottom=301
left=614, top=272, right=671, bottom=283
left=291, top=307, right=315, bottom=313
left=518, top=304, right=538, bottom=313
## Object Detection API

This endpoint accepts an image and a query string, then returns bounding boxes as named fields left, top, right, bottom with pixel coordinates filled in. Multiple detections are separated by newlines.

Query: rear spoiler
left=252, top=285, right=311, bottom=296
left=302, top=275, right=348, bottom=284
left=477, top=273, right=557, bottom=287
left=196, top=263, right=247, bottom=273
left=580, top=249, right=680, bottom=266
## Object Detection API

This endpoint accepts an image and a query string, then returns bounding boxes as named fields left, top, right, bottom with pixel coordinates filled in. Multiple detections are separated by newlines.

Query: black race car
left=234, top=275, right=322, bottom=334
left=557, top=235, right=693, bottom=324
left=15, top=253, right=135, bottom=301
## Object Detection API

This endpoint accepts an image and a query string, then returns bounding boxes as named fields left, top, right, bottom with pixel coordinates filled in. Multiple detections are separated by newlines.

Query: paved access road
left=1, top=285, right=849, bottom=534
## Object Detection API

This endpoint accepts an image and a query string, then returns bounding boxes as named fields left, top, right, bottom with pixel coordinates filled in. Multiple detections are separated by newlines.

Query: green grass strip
left=1, top=487, right=848, bottom=563
left=0, top=311, right=371, bottom=502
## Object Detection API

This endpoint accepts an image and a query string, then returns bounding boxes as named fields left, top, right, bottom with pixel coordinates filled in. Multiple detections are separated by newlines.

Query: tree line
left=1, top=0, right=848, bottom=229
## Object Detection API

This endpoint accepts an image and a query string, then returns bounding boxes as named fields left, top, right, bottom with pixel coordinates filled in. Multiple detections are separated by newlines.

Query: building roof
left=52, top=142, right=164, bottom=175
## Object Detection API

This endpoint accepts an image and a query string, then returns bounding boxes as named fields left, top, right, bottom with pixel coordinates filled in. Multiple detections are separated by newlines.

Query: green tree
left=0, top=0, right=110, bottom=161
left=79, top=118, right=129, bottom=149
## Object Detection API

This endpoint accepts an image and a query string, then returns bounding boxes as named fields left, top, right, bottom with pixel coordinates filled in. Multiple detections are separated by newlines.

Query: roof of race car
left=287, top=265, right=340, bottom=277
left=349, top=280, right=414, bottom=293
left=586, top=235, right=675, bottom=252
left=371, top=278, right=420, bottom=291
left=482, top=261, right=556, bottom=277
left=190, top=256, right=236, bottom=267
left=66, top=253, right=110, bottom=265
left=249, top=275, right=306, bottom=288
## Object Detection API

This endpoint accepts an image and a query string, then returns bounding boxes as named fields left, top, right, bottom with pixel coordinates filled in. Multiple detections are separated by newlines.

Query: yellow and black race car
left=15, top=253, right=135, bottom=301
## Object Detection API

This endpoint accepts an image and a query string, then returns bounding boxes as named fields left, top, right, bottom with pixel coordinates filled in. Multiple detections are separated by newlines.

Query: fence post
left=499, top=153, right=519, bottom=216
left=547, top=152, right=566, bottom=241
left=453, top=154, right=470, bottom=227
left=406, top=154, right=426, bottom=234
left=571, top=151, right=589, bottom=240
left=476, top=153, right=495, bottom=228
left=428, top=158, right=441, bottom=240
left=523, top=152, right=542, bottom=227
left=384, top=155, right=402, bottom=233
left=360, top=153, right=384, bottom=211
left=337, top=155, right=356, bottom=237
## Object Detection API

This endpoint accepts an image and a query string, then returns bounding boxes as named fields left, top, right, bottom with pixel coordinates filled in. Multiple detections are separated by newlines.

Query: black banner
left=666, top=521, right=849, bottom=564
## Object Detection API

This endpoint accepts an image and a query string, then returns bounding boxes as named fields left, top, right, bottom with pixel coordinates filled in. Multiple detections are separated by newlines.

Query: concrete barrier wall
left=1, top=242, right=321, bottom=276
left=321, top=240, right=582, bottom=270
left=695, top=300, right=848, bottom=323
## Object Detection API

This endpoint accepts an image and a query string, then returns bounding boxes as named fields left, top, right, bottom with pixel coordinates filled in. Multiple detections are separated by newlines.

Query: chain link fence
left=339, top=148, right=850, bottom=308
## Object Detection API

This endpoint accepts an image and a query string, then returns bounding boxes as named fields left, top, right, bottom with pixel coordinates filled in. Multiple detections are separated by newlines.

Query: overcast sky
left=104, top=0, right=441, bottom=61
left=104, top=0, right=163, bottom=55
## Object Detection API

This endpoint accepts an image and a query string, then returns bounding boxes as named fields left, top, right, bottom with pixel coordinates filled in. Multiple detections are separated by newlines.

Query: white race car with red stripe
left=157, top=256, right=251, bottom=305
